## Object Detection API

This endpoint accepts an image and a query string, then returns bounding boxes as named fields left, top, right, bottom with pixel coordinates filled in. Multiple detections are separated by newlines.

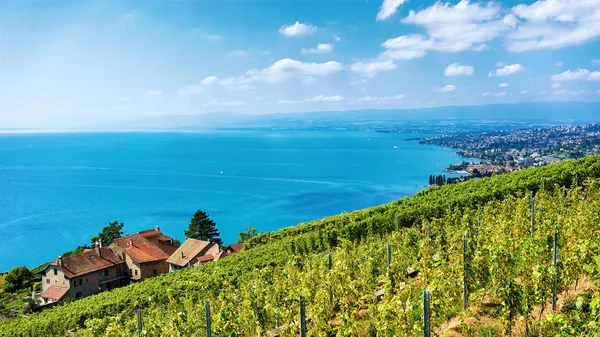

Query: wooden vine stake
left=136, top=309, right=142, bottom=336
left=427, top=223, right=432, bottom=240
left=423, top=290, right=431, bottom=337
left=328, top=252, right=333, bottom=307
left=299, top=295, right=307, bottom=337
left=205, top=300, right=212, bottom=337
left=552, top=232, right=559, bottom=312
left=463, top=233, right=469, bottom=310
left=530, top=191, right=535, bottom=236
left=387, top=243, right=392, bottom=281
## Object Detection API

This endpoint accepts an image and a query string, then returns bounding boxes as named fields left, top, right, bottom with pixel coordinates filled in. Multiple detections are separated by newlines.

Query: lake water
left=0, top=130, right=463, bottom=271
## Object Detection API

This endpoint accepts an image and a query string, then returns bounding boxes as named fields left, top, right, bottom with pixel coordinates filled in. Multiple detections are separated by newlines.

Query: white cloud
left=333, top=34, right=341, bottom=42
left=358, top=94, right=404, bottom=103
left=492, top=91, right=507, bottom=96
left=551, top=68, right=600, bottom=81
left=202, top=100, right=247, bottom=107
left=499, top=82, right=509, bottom=87
left=593, top=60, right=600, bottom=65
left=555, top=61, right=564, bottom=67
left=227, top=50, right=247, bottom=57
left=521, top=90, right=529, bottom=94
left=496, top=62, right=505, bottom=67
left=380, top=1, right=513, bottom=59
left=301, top=43, right=334, bottom=55
left=552, top=83, right=562, bottom=89
left=302, top=76, right=316, bottom=85
left=117, top=96, right=130, bottom=102
left=207, top=34, right=221, bottom=40
left=349, top=60, right=397, bottom=78
left=444, top=62, right=474, bottom=76
left=202, top=76, right=218, bottom=85
left=433, top=84, right=456, bottom=92
left=278, top=95, right=344, bottom=104
left=377, top=0, right=408, bottom=20
left=507, top=0, right=600, bottom=52
left=220, top=58, right=343, bottom=85
left=488, top=63, right=525, bottom=77
left=279, top=22, right=317, bottom=37
left=145, top=90, right=162, bottom=97
left=481, top=92, right=491, bottom=96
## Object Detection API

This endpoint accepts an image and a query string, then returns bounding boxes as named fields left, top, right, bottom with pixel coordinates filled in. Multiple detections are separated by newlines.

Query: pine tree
left=184, top=210, right=223, bottom=245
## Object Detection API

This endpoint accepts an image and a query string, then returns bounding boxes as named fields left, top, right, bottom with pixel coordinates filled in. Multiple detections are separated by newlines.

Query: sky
left=1, top=0, right=600, bottom=128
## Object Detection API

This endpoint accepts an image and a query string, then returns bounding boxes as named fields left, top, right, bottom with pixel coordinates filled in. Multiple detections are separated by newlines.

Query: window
left=46, top=279, right=50, bottom=284
left=73, top=280, right=77, bottom=288
left=80, top=279, right=83, bottom=286
left=103, top=270, right=109, bottom=277
left=135, top=270, right=138, bottom=276
left=53, top=269, right=57, bottom=276
left=153, top=269, right=157, bottom=275
left=129, top=268, right=132, bottom=276
left=76, top=291, right=83, bottom=299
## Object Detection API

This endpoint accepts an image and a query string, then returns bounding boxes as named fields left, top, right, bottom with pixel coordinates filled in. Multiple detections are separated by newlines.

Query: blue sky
left=1, top=0, right=600, bottom=128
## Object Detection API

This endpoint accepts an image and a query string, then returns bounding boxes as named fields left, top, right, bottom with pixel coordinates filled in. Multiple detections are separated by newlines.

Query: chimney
left=181, top=251, right=184, bottom=258
left=99, top=239, right=103, bottom=248
left=95, top=240, right=101, bottom=257
left=58, top=255, right=62, bottom=266
left=155, top=225, right=160, bottom=232
left=129, top=239, right=133, bottom=246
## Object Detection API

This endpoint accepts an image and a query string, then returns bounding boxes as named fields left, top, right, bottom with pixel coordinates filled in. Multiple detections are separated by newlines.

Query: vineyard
left=2, top=156, right=600, bottom=336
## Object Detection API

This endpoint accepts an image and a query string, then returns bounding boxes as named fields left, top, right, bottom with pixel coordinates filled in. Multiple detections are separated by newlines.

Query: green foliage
left=62, top=246, right=85, bottom=257
left=91, top=220, right=124, bottom=247
left=184, top=210, right=222, bottom=245
left=238, top=225, right=258, bottom=243
left=29, top=263, right=49, bottom=277
left=2, top=155, right=600, bottom=336
left=3, top=267, right=33, bottom=294
left=0, top=274, right=5, bottom=296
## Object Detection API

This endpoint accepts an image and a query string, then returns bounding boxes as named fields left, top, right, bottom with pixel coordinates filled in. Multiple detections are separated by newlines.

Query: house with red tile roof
left=41, top=242, right=127, bottom=304
left=166, top=238, right=220, bottom=272
left=109, top=227, right=178, bottom=281
left=224, top=243, right=244, bottom=255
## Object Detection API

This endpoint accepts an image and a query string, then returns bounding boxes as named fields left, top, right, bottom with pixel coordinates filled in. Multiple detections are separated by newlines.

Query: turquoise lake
left=0, top=130, right=464, bottom=271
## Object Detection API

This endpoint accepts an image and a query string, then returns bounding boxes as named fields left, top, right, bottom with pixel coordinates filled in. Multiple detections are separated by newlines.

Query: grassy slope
left=1, top=155, right=600, bottom=336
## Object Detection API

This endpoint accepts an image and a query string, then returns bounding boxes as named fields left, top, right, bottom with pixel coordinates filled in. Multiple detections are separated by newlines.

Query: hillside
left=2, top=156, right=600, bottom=336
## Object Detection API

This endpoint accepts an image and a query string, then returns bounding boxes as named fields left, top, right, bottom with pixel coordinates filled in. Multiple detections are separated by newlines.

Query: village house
left=166, top=238, right=221, bottom=272
left=109, top=226, right=178, bottom=282
left=224, top=243, right=244, bottom=255
left=40, top=242, right=126, bottom=304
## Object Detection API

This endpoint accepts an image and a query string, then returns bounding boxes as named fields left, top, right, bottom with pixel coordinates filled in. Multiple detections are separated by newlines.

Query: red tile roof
left=49, top=247, right=124, bottom=278
left=112, top=233, right=172, bottom=264
left=166, top=239, right=219, bottom=267
left=41, top=286, right=69, bottom=300
left=225, top=243, right=244, bottom=253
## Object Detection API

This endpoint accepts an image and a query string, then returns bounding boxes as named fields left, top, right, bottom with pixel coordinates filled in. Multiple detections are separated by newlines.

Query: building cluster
left=465, top=163, right=520, bottom=175
left=39, top=227, right=243, bottom=305
left=421, top=123, right=600, bottom=170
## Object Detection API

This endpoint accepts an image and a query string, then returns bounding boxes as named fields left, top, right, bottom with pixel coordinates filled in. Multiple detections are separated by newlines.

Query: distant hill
left=129, top=102, right=600, bottom=129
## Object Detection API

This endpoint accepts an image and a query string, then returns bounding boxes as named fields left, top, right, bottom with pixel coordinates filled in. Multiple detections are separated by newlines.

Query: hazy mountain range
left=123, top=102, right=600, bottom=129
